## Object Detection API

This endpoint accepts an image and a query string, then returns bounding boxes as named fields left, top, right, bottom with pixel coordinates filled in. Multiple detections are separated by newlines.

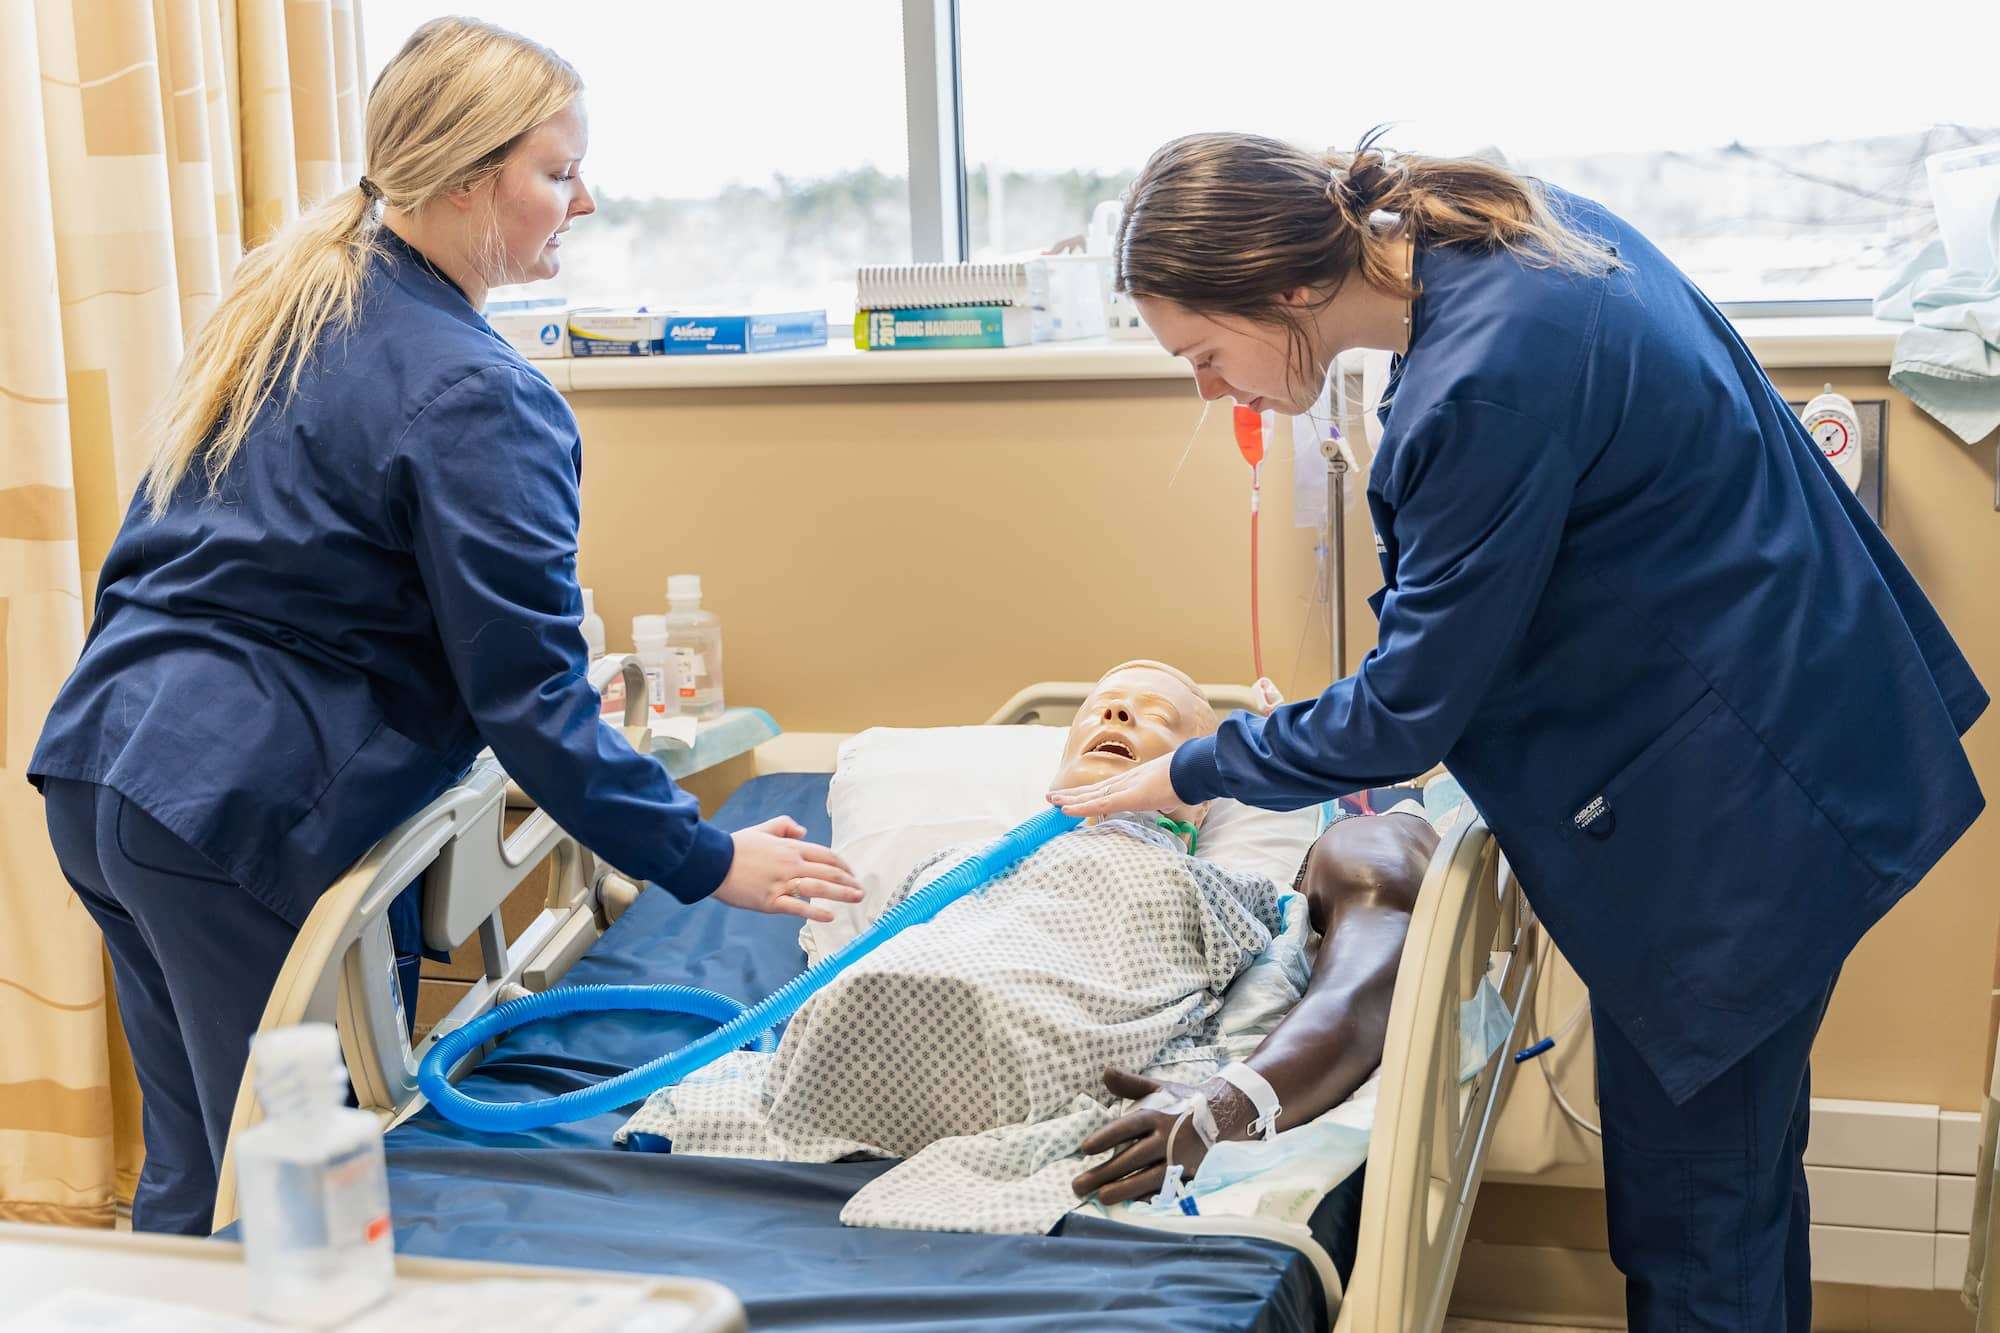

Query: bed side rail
left=1337, top=816, right=1539, bottom=1333
left=210, top=659, right=652, bottom=1232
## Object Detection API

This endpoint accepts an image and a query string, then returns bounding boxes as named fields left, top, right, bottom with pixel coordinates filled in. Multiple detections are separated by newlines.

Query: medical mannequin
left=1054, top=662, right=1430, bottom=1205
left=623, top=659, right=1427, bottom=1232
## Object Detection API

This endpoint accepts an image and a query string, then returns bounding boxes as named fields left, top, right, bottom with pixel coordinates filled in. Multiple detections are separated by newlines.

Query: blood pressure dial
left=1802, top=385, right=1863, bottom=494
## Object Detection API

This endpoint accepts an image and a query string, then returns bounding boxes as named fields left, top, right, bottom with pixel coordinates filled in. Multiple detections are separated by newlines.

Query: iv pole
left=1321, top=432, right=1349, bottom=680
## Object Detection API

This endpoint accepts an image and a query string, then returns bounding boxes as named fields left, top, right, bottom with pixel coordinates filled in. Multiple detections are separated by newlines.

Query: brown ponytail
left=1116, top=129, right=1618, bottom=389
left=1327, top=128, right=1619, bottom=298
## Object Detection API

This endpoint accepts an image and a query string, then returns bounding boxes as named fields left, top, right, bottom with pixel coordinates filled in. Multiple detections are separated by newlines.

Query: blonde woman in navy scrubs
left=1051, top=132, right=1985, bottom=1331
left=30, top=19, right=860, bottom=1234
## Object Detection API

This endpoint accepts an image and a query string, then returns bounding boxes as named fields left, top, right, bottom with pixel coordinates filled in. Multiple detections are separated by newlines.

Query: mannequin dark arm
left=1073, top=812, right=1434, bottom=1205
left=1230, top=810, right=1433, bottom=1128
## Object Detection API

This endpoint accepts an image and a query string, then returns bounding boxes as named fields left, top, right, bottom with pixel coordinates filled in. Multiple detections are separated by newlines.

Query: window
left=358, top=1, right=911, bottom=321
left=957, top=0, right=1999, bottom=307
left=359, top=3, right=1995, bottom=319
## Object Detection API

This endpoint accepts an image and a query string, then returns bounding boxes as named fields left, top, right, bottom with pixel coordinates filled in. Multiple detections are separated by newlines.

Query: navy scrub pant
left=40, top=777, right=299, bottom=1235
left=1594, top=979, right=1836, bottom=1332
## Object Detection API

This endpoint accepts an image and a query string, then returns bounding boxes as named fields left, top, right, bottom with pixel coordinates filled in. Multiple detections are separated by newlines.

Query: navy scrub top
left=1171, top=189, right=1986, bottom=1102
left=31, top=229, right=733, bottom=928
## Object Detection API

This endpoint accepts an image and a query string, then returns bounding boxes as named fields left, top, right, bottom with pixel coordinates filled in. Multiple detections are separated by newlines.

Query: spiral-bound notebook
left=856, top=262, right=1034, bottom=310
left=854, top=258, right=1108, bottom=349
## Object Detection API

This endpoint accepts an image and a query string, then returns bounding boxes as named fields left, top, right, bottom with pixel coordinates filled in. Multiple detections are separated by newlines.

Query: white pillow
left=811, top=724, right=1322, bottom=955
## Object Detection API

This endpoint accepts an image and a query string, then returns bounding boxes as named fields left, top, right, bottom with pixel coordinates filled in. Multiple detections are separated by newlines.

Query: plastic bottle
left=580, top=588, right=624, bottom=716
left=664, top=574, right=725, bottom=720
left=579, top=587, right=607, bottom=658
left=236, top=1024, right=394, bottom=1327
left=580, top=588, right=623, bottom=718
left=632, top=613, right=676, bottom=722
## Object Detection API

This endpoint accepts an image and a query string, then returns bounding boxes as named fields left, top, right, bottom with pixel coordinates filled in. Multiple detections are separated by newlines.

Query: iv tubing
left=417, top=806, right=1082, bottom=1131
left=1250, top=462, right=1264, bottom=680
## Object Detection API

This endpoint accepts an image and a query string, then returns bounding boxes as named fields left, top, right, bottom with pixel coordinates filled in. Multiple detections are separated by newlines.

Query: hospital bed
left=212, top=673, right=1539, bottom=1332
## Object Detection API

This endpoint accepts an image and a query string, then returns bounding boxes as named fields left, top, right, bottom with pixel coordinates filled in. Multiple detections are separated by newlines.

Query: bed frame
left=211, top=675, right=1538, bottom=1332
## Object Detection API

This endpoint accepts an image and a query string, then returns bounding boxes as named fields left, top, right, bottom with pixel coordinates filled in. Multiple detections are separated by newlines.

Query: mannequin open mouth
left=1086, top=736, right=1138, bottom=762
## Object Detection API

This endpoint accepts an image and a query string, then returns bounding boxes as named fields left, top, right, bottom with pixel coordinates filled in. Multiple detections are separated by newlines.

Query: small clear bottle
left=580, top=588, right=623, bottom=718
left=578, top=586, right=607, bottom=660
left=632, top=613, right=676, bottom=722
left=236, top=1024, right=394, bottom=1328
left=664, top=574, right=725, bottom=720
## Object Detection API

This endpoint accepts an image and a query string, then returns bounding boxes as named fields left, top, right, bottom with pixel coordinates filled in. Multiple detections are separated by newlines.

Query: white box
left=1938, top=1173, right=1976, bottom=1233
left=1927, top=143, right=2000, bottom=277
left=1026, top=255, right=1109, bottom=342
left=1939, top=1110, right=1981, bottom=1175
left=1805, top=1099, right=1939, bottom=1173
left=1805, top=1165, right=1936, bottom=1231
left=1936, top=1231, right=1971, bottom=1291
left=1810, top=1224, right=1935, bottom=1290
left=567, top=306, right=668, bottom=356
left=486, top=300, right=570, bottom=359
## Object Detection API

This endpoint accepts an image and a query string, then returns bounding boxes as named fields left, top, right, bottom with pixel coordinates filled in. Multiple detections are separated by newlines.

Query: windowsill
left=540, top=314, right=1907, bottom=394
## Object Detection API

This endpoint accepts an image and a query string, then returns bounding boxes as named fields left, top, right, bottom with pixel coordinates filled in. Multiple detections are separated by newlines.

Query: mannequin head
left=1052, top=661, right=1217, bottom=827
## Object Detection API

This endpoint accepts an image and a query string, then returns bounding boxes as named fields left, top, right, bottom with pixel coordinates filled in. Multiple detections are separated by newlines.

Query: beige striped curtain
left=1, top=0, right=363, bottom=1228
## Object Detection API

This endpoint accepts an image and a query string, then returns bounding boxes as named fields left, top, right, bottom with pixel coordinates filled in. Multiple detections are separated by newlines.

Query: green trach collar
left=1153, top=815, right=1199, bottom=854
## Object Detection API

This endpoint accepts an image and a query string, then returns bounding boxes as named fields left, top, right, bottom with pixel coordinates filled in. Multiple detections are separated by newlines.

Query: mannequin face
left=1052, top=665, right=1216, bottom=825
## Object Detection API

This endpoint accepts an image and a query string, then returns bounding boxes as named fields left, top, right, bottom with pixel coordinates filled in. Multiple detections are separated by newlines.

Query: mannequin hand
left=714, top=817, right=863, bottom=923
left=1070, top=1067, right=1255, bottom=1205
left=1047, top=753, right=1184, bottom=821
left=1251, top=677, right=1284, bottom=714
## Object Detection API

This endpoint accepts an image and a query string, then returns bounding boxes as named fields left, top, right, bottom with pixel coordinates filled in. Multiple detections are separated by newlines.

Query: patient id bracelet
left=1217, top=1062, right=1283, bottom=1140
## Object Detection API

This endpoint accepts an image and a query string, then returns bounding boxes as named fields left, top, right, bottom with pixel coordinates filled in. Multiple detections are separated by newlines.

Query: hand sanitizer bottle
left=236, top=1023, right=394, bottom=1327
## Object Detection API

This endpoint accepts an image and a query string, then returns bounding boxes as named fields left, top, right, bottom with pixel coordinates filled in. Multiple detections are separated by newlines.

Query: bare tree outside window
left=359, top=1, right=912, bottom=321
left=959, top=1, right=1996, bottom=306
left=361, top=2, right=1995, bottom=315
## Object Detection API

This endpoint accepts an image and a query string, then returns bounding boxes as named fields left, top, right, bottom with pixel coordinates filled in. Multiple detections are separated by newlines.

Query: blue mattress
left=381, top=772, right=1358, bottom=1331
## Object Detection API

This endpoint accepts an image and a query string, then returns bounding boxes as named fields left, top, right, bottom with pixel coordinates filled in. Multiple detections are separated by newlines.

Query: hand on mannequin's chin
left=1050, top=753, right=1209, bottom=832
left=1051, top=663, right=1219, bottom=833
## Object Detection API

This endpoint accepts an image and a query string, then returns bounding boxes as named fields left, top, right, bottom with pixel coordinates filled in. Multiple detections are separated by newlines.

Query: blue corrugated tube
left=418, top=806, right=1082, bottom=1130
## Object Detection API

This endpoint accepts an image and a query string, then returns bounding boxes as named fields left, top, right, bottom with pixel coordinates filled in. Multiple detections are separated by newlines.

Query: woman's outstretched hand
left=714, top=817, right=864, bottom=923
left=1047, top=752, right=1184, bottom=820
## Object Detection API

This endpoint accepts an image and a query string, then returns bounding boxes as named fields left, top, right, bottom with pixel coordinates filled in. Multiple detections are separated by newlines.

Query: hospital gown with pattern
left=617, top=815, right=1283, bottom=1234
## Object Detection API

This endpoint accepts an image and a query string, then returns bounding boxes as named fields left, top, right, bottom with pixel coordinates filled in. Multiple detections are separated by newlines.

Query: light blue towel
left=1874, top=194, right=2000, bottom=446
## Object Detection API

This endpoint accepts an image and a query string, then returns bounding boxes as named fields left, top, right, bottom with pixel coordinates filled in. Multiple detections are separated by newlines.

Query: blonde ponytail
left=142, top=188, right=380, bottom=516
left=142, top=17, right=580, bottom=517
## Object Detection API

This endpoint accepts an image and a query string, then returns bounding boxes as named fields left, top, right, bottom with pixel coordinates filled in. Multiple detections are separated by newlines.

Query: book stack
left=854, top=258, right=1107, bottom=351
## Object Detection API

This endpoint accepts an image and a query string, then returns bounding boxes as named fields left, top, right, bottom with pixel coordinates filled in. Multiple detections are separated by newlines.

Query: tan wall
left=573, top=378, right=1375, bottom=731
left=1764, top=369, right=2000, bottom=1115
left=569, top=366, right=1998, bottom=1328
